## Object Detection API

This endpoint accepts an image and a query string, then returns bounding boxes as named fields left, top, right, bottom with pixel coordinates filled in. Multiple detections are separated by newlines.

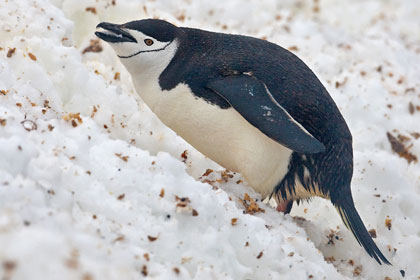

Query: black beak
left=95, top=22, right=137, bottom=43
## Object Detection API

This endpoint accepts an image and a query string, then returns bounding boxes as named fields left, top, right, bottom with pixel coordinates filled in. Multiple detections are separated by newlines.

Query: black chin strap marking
left=118, top=41, right=173, bottom=59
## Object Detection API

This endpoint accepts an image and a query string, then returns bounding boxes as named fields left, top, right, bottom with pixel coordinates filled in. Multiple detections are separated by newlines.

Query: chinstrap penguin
left=95, top=19, right=390, bottom=265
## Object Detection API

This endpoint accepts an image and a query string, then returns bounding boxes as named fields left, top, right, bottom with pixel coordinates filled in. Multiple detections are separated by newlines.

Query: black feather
left=335, top=197, right=391, bottom=265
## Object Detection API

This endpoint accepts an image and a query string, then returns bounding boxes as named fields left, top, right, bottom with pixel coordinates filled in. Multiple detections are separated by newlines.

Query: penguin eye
left=144, top=39, right=154, bottom=46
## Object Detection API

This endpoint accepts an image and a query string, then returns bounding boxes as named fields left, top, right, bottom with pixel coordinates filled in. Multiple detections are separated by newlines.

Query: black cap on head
left=122, top=19, right=179, bottom=42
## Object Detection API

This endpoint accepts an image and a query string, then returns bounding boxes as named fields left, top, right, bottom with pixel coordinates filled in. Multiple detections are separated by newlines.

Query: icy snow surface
left=1, top=0, right=420, bottom=279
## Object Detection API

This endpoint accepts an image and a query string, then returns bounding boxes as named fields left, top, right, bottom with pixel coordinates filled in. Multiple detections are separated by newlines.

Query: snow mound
left=1, top=0, right=419, bottom=279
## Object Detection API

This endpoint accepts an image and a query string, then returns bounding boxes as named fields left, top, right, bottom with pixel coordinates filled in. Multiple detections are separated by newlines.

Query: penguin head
left=95, top=19, right=180, bottom=72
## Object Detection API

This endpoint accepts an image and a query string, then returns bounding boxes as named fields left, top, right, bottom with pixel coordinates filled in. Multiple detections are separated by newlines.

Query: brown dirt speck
left=239, top=193, right=265, bottom=215
left=368, top=229, right=377, bottom=238
left=335, top=77, right=348, bottom=88
left=288, top=46, right=299, bottom=51
left=113, top=235, right=125, bottom=242
left=385, top=218, right=392, bottom=230
left=324, top=256, right=336, bottom=263
left=85, top=7, right=97, bottom=14
left=387, top=132, right=417, bottom=163
left=28, top=52, right=37, bottom=61
left=91, top=105, right=98, bottom=118
left=221, top=170, right=234, bottom=182
left=141, top=265, right=148, bottom=276
left=147, top=235, right=158, bottom=242
left=62, top=113, right=83, bottom=127
left=398, top=77, right=404, bottom=84
left=181, top=150, right=188, bottom=162
left=256, top=251, right=263, bottom=259
left=3, top=260, right=17, bottom=272
left=175, top=196, right=191, bottom=208
left=115, top=153, right=129, bottom=162
left=83, top=273, right=93, bottom=280
left=201, top=169, right=214, bottom=177
left=82, top=39, right=102, bottom=54
left=177, top=14, right=185, bottom=22
left=411, top=132, right=420, bottom=139
left=7, top=48, right=16, bottom=58
left=192, top=209, right=199, bottom=216
left=409, top=102, right=415, bottom=114
left=353, top=265, right=363, bottom=276
left=65, top=249, right=79, bottom=269
left=21, top=119, right=37, bottom=131
left=326, top=229, right=341, bottom=245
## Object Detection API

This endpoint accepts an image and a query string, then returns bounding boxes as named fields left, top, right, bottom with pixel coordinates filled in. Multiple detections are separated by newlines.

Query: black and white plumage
left=95, top=19, right=390, bottom=265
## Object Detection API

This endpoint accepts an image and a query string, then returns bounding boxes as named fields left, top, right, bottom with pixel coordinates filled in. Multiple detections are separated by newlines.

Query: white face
left=110, top=30, right=172, bottom=58
left=96, top=26, right=178, bottom=77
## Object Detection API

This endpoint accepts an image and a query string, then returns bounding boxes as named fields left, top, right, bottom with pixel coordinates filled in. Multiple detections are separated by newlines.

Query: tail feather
left=335, top=200, right=391, bottom=265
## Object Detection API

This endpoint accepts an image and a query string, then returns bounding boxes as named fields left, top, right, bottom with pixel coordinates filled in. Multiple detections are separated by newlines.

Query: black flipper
left=206, top=75, right=325, bottom=154
left=335, top=198, right=391, bottom=265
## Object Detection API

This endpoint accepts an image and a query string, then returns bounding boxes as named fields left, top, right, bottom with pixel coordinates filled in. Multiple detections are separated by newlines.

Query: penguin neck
left=118, top=40, right=180, bottom=109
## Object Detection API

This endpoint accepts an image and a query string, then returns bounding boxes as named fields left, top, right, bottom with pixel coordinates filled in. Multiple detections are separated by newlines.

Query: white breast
left=140, top=80, right=292, bottom=198
left=118, top=40, right=292, bottom=198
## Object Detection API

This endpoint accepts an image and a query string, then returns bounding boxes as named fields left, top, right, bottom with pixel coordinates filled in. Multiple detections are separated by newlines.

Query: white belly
left=138, top=82, right=292, bottom=198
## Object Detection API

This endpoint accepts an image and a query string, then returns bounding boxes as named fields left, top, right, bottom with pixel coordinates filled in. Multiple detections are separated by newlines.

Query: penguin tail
left=334, top=198, right=391, bottom=265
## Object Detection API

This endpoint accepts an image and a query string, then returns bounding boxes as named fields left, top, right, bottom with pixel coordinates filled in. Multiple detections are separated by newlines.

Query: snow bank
left=1, top=0, right=419, bottom=279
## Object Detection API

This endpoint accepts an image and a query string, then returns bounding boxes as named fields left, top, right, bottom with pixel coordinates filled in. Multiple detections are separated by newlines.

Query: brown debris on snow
left=386, top=132, right=417, bottom=163
left=239, top=193, right=265, bottom=215
left=82, top=39, right=102, bottom=54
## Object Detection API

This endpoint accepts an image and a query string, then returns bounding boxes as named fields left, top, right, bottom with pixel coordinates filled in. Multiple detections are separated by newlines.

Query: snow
left=1, top=0, right=419, bottom=279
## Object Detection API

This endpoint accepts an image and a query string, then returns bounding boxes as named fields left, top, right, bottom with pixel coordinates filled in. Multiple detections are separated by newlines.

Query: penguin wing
left=206, top=75, right=325, bottom=154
